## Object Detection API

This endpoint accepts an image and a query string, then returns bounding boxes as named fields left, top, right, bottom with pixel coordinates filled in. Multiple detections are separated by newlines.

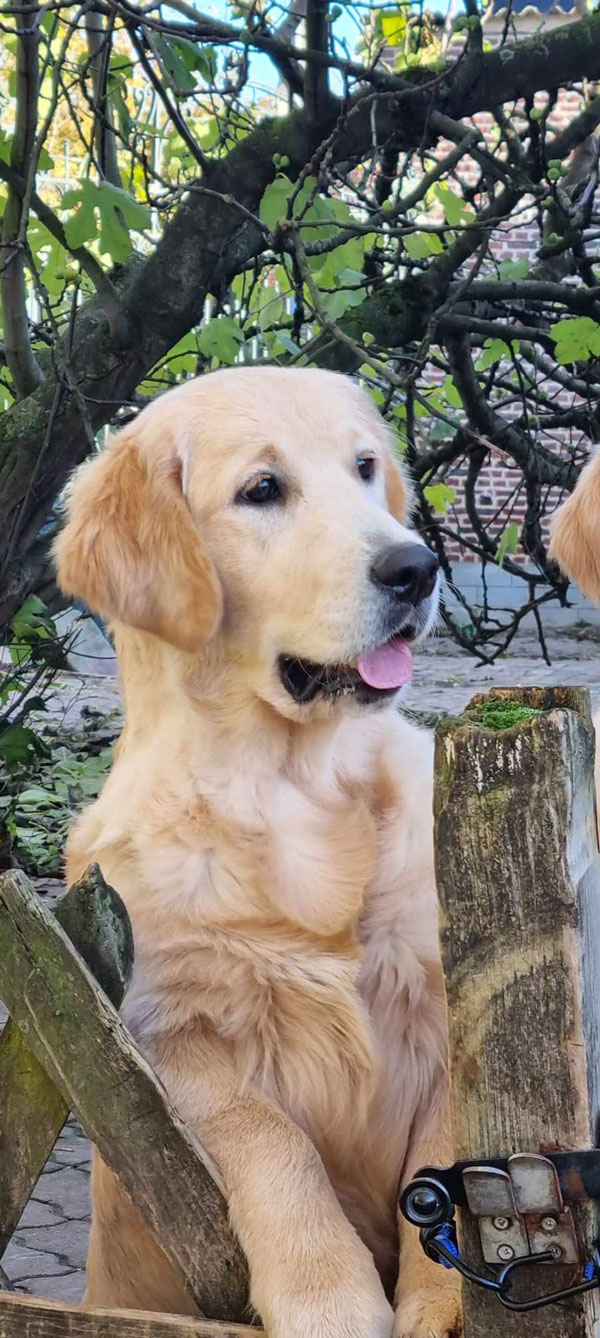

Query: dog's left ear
left=55, top=420, right=222, bottom=653
left=384, top=451, right=410, bottom=523
left=550, top=451, right=600, bottom=603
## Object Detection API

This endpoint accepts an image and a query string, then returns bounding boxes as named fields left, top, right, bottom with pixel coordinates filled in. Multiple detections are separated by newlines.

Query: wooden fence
left=0, top=865, right=258, bottom=1337
left=1, top=686, right=599, bottom=1336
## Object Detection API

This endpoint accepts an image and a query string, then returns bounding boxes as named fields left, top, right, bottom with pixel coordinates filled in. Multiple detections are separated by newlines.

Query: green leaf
left=314, top=236, right=365, bottom=286
left=424, top=482, right=456, bottom=514
left=153, top=34, right=197, bottom=93
left=477, top=337, right=519, bottom=370
left=381, top=9, right=407, bottom=46
left=0, top=724, right=40, bottom=769
left=498, top=258, right=529, bottom=281
left=496, top=521, right=519, bottom=568
left=197, top=315, right=245, bottom=364
left=28, top=221, right=68, bottom=297
left=11, top=595, right=54, bottom=641
left=440, top=375, right=462, bottom=409
left=260, top=174, right=294, bottom=230
left=434, top=184, right=471, bottom=227
left=195, top=46, right=216, bottom=82
left=63, top=181, right=150, bottom=262
left=404, top=231, right=443, bottom=260
left=259, top=175, right=347, bottom=245
left=272, top=332, right=302, bottom=356
left=319, top=274, right=367, bottom=320
left=551, top=316, right=600, bottom=365
left=63, top=180, right=98, bottom=249
left=18, top=787, right=64, bottom=807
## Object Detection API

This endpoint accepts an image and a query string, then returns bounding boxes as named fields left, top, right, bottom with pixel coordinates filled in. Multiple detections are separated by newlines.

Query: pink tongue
left=357, top=638, right=414, bottom=690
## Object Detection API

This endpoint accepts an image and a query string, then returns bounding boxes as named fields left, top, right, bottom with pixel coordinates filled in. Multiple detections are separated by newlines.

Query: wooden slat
left=0, top=1293, right=261, bottom=1337
left=434, top=686, right=600, bottom=1338
left=0, top=870, right=249, bottom=1322
left=0, top=864, right=133, bottom=1254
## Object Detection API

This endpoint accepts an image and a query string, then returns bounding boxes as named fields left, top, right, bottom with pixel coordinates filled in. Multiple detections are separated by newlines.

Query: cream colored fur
left=550, top=448, right=600, bottom=604
left=550, top=451, right=600, bottom=783
left=55, top=367, right=461, bottom=1338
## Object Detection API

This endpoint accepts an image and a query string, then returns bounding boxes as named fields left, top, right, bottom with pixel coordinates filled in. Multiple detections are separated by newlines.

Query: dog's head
left=56, top=367, right=439, bottom=718
left=550, top=450, right=600, bottom=604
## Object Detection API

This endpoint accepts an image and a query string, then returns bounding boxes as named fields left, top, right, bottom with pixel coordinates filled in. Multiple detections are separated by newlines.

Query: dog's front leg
left=394, top=1085, right=462, bottom=1338
left=152, top=1028, right=393, bottom=1338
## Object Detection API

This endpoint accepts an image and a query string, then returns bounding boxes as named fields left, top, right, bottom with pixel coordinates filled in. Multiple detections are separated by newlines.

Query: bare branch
left=1, top=0, right=43, bottom=398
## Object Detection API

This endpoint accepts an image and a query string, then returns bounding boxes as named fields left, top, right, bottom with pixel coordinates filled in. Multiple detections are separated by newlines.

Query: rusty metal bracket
left=463, top=1154, right=578, bottom=1267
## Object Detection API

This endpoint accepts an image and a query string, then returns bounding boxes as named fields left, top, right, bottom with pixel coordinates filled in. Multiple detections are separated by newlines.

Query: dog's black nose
left=371, top=543, right=439, bottom=605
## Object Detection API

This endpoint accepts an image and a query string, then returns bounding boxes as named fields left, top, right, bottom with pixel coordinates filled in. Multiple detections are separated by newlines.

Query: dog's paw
left=259, top=1254, right=394, bottom=1338
left=264, top=1287, right=394, bottom=1338
left=393, top=1287, right=462, bottom=1338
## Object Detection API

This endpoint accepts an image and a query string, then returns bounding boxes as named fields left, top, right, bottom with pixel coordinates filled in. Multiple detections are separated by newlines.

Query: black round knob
left=400, top=1176, right=452, bottom=1228
left=413, top=1188, right=440, bottom=1215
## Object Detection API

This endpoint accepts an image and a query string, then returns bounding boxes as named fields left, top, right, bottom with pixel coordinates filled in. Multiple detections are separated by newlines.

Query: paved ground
left=2, top=626, right=599, bottom=1305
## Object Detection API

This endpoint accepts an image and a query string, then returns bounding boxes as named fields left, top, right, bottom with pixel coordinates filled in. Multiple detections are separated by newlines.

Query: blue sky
left=205, top=0, right=365, bottom=96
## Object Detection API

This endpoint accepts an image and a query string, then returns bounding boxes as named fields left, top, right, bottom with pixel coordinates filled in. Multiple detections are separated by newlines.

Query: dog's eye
left=237, top=474, right=282, bottom=505
left=356, top=457, right=375, bottom=482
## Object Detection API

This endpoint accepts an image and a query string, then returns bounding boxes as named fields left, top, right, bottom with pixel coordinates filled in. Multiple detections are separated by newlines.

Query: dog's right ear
left=54, top=423, right=222, bottom=653
left=549, top=451, right=600, bottom=604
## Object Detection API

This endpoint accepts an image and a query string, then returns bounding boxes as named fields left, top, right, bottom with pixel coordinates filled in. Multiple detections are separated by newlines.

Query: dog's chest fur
left=68, top=710, right=443, bottom=1268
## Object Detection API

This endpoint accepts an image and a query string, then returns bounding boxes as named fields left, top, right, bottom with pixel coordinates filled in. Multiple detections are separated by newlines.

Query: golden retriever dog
left=55, top=367, right=460, bottom=1338
left=550, top=448, right=600, bottom=604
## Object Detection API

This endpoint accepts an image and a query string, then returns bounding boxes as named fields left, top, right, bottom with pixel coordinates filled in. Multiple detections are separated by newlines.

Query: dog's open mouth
left=279, top=627, right=417, bottom=705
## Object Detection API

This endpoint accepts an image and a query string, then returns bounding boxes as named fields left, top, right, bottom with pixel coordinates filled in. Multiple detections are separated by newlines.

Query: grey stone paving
left=1, top=627, right=599, bottom=1305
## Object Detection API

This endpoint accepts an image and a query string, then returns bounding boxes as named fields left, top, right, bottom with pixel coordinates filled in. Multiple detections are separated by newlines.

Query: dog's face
left=56, top=368, right=439, bottom=720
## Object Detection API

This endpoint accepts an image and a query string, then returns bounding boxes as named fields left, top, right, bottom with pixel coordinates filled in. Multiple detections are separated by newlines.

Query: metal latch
left=463, top=1153, right=578, bottom=1266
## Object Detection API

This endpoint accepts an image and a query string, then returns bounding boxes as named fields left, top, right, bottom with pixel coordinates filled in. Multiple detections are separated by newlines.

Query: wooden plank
left=0, top=864, right=134, bottom=1254
left=0, top=1293, right=261, bottom=1337
left=0, top=870, right=249, bottom=1321
left=434, top=686, right=600, bottom=1338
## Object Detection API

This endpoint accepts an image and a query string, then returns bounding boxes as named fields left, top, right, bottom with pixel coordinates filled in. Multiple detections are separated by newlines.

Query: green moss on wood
left=465, top=700, right=543, bottom=731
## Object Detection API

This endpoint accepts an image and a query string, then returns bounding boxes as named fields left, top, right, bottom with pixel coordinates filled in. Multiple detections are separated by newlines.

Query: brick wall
left=417, top=13, right=590, bottom=570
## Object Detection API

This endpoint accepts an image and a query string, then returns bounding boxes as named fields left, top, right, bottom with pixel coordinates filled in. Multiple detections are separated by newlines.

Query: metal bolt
left=492, top=1216, right=511, bottom=1231
left=497, top=1244, right=515, bottom=1261
left=541, top=1216, right=558, bottom=1233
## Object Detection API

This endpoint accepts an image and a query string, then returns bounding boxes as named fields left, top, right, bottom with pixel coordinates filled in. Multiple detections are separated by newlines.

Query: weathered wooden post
left=0, top=865, right=133, bottom=1256
left=0, top=869, right=250, bottom=1322
left=435, top=686, right=600, bottom=1338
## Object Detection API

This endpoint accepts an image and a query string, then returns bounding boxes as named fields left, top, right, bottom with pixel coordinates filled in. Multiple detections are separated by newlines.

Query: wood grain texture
left=0, top=1294, right=261, bottom=1337
left=0, top=864, right=133, bottom=1254
left=435, top=687, right=600, bottom=1338
left=0, top=870, right=249, bottom=1321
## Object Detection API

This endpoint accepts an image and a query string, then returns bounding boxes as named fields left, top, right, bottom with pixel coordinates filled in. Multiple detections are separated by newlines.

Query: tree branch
left=0, top=158, right=128, bottom=342
left=304, top=0, right=330, bottom=125
left=1, top=0, right=43, bottom=398
left=85, top=8, right=123, bottom=189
